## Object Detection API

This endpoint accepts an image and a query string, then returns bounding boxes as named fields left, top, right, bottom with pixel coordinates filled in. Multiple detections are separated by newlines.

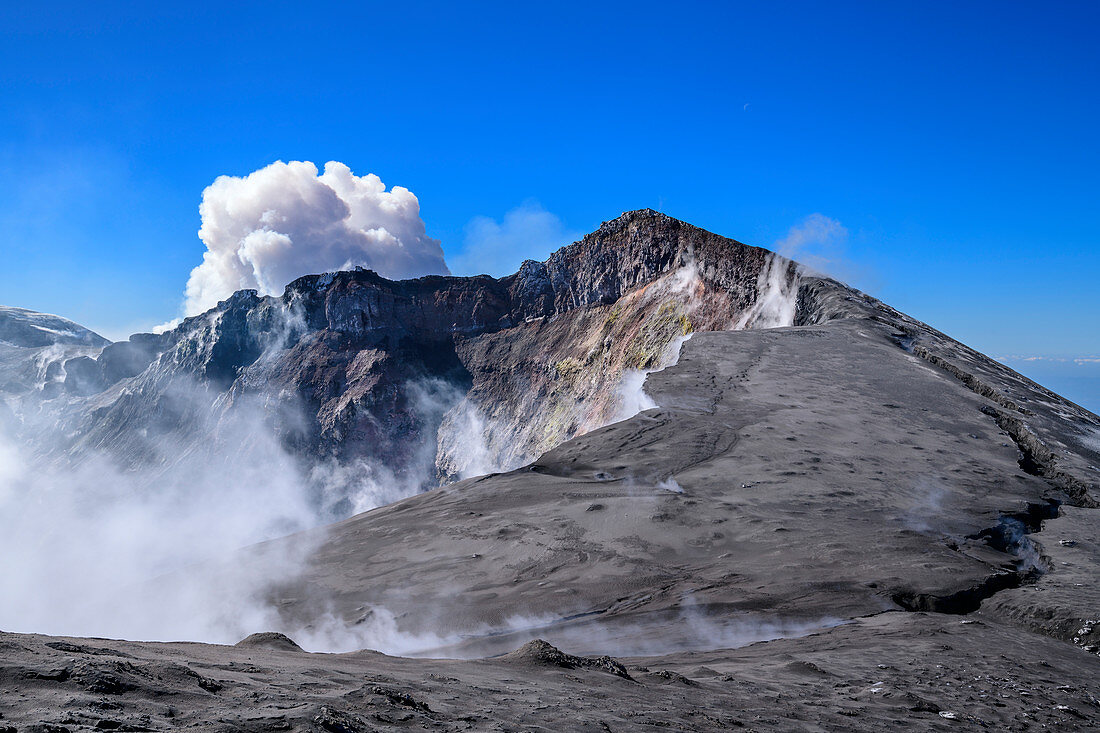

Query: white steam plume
left=0, top=394, right=319, bottom=642
left=735, top=213, right=848, bottom=330
left=0, top=365, right=457, bottom=645
left=182, top=161, right=448, bottom=317
left=380, top=598, right=846, bottom=659
left=774, top=213, right=848, bottom=272
left=435, top=396, right=503, bottom=481
left=734, top=254, right=799, bottom=329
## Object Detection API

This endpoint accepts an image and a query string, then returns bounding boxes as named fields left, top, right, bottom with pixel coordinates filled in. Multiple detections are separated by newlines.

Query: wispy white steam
left=774, top=213, right=848, bottom=271
left=901, top=478, right=950, bottom=535
left=615, top=333, right=693, bottom=421
left=0, top=398, right=320, bottom=642
left=436, top=397, right=503, bottom=480
left=279, top=585, right=848, bottom=658
left=657, top=477, right=684, bottom=493
left=735, top=214, right=848, bottom=330
left=283, top=606, right=467, bottom=656
left=616, top=369, right=658, bottom=418
left=0, top=364, right=456, bottom=644
left=450, top=201, right=580, bottom=278
left=734, top=253, right=799, bottom=329
left=152, top=318, right=182, bottom=334
left=389, top=599, right=846, bottom=659
left=182, top=161, right=448, bottom=317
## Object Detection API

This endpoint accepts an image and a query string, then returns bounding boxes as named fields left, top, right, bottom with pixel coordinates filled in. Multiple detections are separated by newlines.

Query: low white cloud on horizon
left=180, top=160, right=449, bottom=317
left=449, top=201, right=581, bottom=278
left=995, top=354, right=1100, bottom=366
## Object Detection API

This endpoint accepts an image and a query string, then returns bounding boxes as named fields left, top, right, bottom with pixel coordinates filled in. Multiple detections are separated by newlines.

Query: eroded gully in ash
left=888, top=332, right=1089, bottom=619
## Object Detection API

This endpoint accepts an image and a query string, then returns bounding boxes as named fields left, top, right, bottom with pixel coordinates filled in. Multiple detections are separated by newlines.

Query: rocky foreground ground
left=1, top=610, right=1097, bottom=732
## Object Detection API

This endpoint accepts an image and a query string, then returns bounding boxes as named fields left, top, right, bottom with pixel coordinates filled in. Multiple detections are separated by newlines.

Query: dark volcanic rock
left=500, top=639, right=633, bottom=679
left=235, top=632, right=304, bottom=652
left=98, top=333, right=169, bottom=383
left=1, top=612, right=1099, bottom=730
left=62, top=354, right=108, bottom=396
left=313, top=705, right=368, bottom=733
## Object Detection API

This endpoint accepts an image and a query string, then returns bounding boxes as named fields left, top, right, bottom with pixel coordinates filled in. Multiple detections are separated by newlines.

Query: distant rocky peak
left=0, top=305, right=110, bottom=348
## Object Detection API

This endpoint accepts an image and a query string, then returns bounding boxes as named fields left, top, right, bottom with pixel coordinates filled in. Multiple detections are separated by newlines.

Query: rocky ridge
left=2, top=210, right=802, bottom=505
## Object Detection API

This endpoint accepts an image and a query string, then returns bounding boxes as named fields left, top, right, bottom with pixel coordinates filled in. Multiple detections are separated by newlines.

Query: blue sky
left=0, top=2, right=1097, bottom=409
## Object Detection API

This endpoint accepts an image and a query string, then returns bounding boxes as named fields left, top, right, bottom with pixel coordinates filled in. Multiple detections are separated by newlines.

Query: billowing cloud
left=182, top=161, right=448, bottom=316
left=449, top=201, right=580, bottom=278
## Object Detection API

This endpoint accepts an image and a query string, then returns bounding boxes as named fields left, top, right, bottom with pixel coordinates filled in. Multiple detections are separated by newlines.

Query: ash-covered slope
left=259, top=308, right=1099, bottom=653
left=2, top=612, right=1098, bottom=731
left=4, top=260, right=1100, bottom=729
